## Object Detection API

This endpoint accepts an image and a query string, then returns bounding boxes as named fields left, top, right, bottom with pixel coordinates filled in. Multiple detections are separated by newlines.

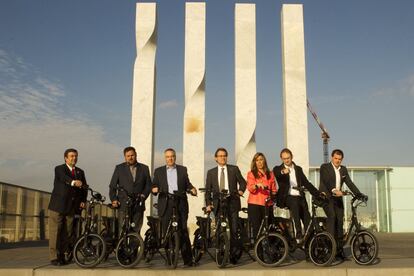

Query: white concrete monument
left=183, top=2, right=206, bottom=232
left=235, top=3, right=257, bottom=178
left=281, top=4, right=310, bottom=175
left=131, top=3, right=157, bottom=222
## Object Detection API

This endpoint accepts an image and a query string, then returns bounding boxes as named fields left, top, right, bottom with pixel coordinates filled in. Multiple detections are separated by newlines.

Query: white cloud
left=372, top=73, right=414, bottom=99
left=158, top=99, right=178, bottom=109
left=0, top=49, right=122, bottom=195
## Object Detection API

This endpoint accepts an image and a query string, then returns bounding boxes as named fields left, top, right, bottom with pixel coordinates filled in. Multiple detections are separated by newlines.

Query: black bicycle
left=143, top=190, right=190, bottom=268
left=99, top=203, right=119, bottom=262
left=253, top=187, right=289, bottom=267
left=192, top=205, right=216, bottom=263
left=73, top=187, right=107, bottom=268
left=342, top=191, right=378, bottom=265
left=199, top=188, right=242, bottom=268
left=114, top=186, right=145, bottom=268
left=278, top=186, right=337, bottom=266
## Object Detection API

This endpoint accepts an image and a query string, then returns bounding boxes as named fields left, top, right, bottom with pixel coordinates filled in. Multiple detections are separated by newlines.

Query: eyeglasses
left=216, top=155, right=227, bottom=157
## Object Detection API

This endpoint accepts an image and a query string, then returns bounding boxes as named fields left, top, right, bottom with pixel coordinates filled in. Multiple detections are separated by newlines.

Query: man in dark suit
left=319, top=149, right=365, bottom=259
left=109, top=146, right=152, bottom=235
left=273, top=148, right=321, bottom=242
left=151, top=148, right=197, bottom=266
left=48, top=148, right=87, bottom=266
left=205, top=147, right=246, bottom=264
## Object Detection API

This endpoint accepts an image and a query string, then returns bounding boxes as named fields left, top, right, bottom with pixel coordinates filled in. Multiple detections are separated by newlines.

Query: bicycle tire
left=215, top=231, right=229, bottom=268
left=73, top=233, right=107, bottom=268
left=351, top=230, right=378, bottom=265
left=254, top=232, right=288, bottom=267
left=115, top=233, right=144, bottom=268
left=192, top=228, right=204, bottom=263
left=308, top=231, right=336, bottom=266
left=165, top=231, right=180, bottom=268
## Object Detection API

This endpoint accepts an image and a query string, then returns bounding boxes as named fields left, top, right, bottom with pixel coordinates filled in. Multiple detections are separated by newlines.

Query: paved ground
left=0, top=233, right=413, bottom=270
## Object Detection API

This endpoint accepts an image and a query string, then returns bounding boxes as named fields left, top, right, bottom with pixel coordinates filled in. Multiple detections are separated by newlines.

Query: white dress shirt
left=331, top=162, right=342, bottom=191
left=285, top=164, right=300, bottom=196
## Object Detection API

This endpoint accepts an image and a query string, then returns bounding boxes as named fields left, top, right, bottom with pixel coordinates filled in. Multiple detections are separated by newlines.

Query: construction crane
left=307, top=100, right=330, bottom=163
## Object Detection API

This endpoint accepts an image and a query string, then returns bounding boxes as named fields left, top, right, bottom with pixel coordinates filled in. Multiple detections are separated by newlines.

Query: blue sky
left=1, top=0, right=414, bottom=193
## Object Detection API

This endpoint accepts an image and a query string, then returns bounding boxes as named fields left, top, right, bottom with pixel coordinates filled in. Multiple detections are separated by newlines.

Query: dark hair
left=123, top=146, right=136, bottom=155
left=280, top=148, right=293, bottom=158
left=331, top=149, right=344, bottom=158
left=215, top=147, right=228, bottom=157
left=64, top=148, right=78, bottom=158
left=250, top=152, right=271, bottom=180
left=164, top=148, right=176, bottom=155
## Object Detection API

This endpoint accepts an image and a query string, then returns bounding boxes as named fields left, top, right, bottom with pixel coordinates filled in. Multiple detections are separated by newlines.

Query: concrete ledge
left=0, top=267, right=413, bottom=276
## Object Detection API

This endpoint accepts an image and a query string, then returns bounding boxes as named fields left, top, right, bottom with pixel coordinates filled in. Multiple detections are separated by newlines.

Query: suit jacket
left=48, top=164, right=87, bottom=215
left=273, top=162, right=319, bottom=208
left=109, top=162, right=152, bottom=211
left=205, top=164, right=247, bottom=214
left=152, top=164, right=195, bottom=217
left=319, top=162, right=361, bottom=201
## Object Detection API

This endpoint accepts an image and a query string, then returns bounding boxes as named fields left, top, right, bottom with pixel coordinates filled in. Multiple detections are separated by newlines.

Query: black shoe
left=183, top=261, right=195, bottom=267
left=50, top=259, right=62, bottom=266
left=230, top=257, right=238, bottom=265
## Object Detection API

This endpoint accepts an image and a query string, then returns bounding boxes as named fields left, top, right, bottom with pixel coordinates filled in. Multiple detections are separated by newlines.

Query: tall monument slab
left=235, top=3, right=257, bottom=178
left=183, top=2, right=206, bottom=232
left=131, top=3, right=157, bottom=223
left=281, top=4, right=310, bottom=175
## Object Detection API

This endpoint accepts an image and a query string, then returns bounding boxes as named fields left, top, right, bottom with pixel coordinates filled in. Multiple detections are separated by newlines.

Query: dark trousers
left=118, top=208, right=144, bottom=236
left=286, top=195, right=311, bottom=238
left=248, top=204, right=274, bottom=240
left=323, top=198, right=344, bottom=250
left=48, top=209, right=75, bottom=261
left=215, top=198, right=241, bottom=257
left=161, top=199, right=192, bottom=264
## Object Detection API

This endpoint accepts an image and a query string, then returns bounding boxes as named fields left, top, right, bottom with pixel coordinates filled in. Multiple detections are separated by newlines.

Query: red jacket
left=247, top=171, right=277, bottom=206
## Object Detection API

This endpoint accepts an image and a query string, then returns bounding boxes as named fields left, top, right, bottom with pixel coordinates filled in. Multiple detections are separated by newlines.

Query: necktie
left=219, top=167, right=225, bottom=191
left=71, top=167, right=75, bottom=178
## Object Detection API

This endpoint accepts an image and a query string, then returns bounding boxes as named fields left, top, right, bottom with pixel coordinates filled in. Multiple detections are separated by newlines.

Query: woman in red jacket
left=247, top=152, right=278, bottom=240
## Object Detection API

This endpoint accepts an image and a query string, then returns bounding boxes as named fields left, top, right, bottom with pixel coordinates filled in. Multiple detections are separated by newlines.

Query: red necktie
left=71, top=167, right=75, bottom=178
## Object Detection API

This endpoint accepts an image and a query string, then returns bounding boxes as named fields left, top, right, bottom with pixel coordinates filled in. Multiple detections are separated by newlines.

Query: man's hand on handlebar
left=332, top=189, right=343, bottom=197
left=206, top=205, right=213, bottom=212
left=151, top=187, right=159, bottom=195
left=112, top=200, right=120, bottom=208
left=190, top=187, right=197, bottom=196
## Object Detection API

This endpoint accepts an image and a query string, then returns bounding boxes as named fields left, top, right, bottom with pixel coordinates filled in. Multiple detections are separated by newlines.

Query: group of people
left=48, top=146, right=364, bottom=266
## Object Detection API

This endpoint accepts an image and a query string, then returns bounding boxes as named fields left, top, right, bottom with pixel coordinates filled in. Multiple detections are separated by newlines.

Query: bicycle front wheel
left=73, top=233, right=106, bottom=268
left=351, top=230, right=378, bottom=265
left=254, top=232, right=288, bottom=267
left=215, top=231, right=229, bottom=268
left=165, top=231, right=180, bottom=268
left=115, top=233, right=144, bottom=268
left=308, top=231, right=336, bottom=266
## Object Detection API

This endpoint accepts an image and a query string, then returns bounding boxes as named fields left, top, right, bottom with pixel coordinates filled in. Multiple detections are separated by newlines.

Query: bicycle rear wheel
left=165, top=231, right=180, bottom=268
left=192, top=228, right=204, bottom=263
left=351, top=230, right=378, bottom=265
left=254, top=232, right=288, bottom=267
left=73, top=233, right=106, bottom=268
left=308, top=231, right=336, bottom=266
left=115, top=233, right=144, bottom=268
left=215, top=231, right=229, bottom=268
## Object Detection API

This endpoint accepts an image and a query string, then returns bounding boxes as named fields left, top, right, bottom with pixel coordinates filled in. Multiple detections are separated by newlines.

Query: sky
left=1, top=0, right=414, bottom=195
